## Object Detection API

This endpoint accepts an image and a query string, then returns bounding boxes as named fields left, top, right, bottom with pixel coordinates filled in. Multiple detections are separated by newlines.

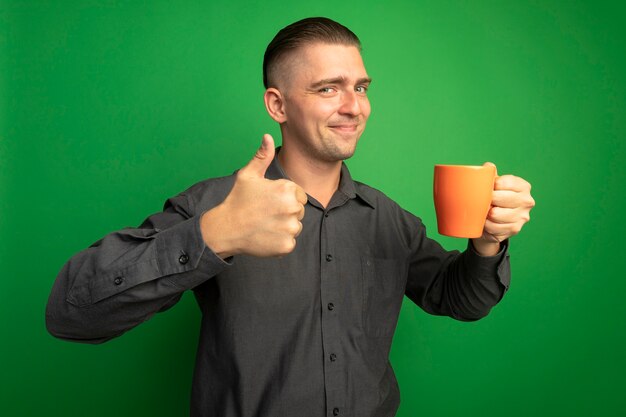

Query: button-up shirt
left=46, top=151, right=510, bottom=417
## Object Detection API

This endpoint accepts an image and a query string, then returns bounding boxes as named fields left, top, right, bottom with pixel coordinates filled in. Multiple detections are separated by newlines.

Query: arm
left=45, top=192, right=230, bottom=344
left=46, top=134, right=307, bottom=343
left=404, top=220, right=510, bottom=321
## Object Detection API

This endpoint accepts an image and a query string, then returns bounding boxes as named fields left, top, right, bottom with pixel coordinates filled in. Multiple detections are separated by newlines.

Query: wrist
left=470, top=238, right=501, bottom=257
left=200, top=205, right=239, bottom=259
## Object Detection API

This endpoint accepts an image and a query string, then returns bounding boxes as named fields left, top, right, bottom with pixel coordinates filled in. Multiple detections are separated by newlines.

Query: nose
left=338, top=90, right=362, bottom=116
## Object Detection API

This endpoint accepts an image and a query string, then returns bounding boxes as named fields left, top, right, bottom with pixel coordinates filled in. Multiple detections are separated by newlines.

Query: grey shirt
left=46, top=152, right=510, bottom=417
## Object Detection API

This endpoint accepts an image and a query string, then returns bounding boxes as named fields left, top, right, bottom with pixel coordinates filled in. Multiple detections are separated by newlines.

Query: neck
left=278, top=143, right=342, bottom=208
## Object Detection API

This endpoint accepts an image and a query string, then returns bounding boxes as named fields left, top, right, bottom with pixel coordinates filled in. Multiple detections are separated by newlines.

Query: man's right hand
left=200, top=134, right=307, bottom=259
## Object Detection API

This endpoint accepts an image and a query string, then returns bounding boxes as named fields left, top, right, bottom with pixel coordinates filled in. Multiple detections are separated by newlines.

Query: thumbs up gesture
left=200, top=134, right=308, bottom=258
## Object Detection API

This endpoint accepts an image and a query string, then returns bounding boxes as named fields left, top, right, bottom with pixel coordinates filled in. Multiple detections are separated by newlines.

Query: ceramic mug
left=433, top=164, right=496, bottom=238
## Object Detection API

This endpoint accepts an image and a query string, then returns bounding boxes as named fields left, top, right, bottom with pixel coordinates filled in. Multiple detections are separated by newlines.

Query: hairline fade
left=263, top=17, right=362, bottom=89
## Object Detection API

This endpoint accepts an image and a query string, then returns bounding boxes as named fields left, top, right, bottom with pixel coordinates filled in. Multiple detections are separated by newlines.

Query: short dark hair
left=263, top=17, right=361, bottom=88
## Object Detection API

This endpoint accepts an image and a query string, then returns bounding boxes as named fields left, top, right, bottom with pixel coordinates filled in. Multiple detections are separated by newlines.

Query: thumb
left=483, top=161, right=498, bottom=177
left=241, top=134, right=275, bottom=177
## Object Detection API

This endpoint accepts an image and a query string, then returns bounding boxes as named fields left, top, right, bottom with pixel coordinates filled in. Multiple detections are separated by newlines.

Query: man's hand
left=471, top=162, right=535, bottom=256
left=200, top=134, right=307, bottom=259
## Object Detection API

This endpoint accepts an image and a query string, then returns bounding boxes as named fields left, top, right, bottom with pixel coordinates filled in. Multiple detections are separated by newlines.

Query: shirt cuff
left=464, top=239, right=511, bottom=290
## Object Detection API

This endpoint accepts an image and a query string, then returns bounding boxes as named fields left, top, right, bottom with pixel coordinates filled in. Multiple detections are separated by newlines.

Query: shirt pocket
left=361, top=256, right=407, bottom=338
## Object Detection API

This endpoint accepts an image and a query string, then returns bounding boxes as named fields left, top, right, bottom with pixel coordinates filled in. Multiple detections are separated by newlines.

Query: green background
left=1, top=1, right=624, bottom=416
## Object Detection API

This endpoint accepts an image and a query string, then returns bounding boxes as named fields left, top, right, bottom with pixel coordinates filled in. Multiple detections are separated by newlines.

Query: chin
left=339, top=148, right=357, bottom=160
left=317, top=134, right=360, bottom=161
left=327, top=145, right=357, bottom=162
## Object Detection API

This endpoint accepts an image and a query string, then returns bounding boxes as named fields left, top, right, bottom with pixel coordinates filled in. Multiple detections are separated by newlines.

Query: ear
left=264, top=88, right=287, bottom=123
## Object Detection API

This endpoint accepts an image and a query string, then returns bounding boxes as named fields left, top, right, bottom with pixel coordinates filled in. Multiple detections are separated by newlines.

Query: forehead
left=284, top=42, right=368, bottom=84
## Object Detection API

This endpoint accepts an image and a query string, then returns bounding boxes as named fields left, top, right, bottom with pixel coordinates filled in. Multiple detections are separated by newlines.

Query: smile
left=329, top=124, right=359, bottom=132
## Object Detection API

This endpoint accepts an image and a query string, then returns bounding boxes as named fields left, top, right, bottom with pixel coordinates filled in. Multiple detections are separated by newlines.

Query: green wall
left=2, top=1, right=624, bottom=416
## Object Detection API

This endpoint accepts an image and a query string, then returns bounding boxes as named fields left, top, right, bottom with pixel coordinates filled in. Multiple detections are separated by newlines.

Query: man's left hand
left=471, top=162, right=535, bottom=256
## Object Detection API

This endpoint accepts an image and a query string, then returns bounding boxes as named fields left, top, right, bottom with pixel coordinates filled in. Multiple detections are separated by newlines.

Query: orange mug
left=433, top=164, right=496, bottom=238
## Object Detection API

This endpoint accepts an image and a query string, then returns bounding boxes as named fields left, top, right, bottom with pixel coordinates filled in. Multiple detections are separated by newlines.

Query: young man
left=47, top=17, right=534, bottom=417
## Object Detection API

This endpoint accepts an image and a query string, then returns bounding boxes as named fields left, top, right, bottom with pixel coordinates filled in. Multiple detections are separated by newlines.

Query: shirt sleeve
left=45, top=192, right=230, bottom=344
left=404, top=215, right=511, bottom=321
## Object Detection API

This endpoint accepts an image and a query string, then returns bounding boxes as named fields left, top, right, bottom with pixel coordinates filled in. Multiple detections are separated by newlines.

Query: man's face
left=278, top=42, right=371, bottom=163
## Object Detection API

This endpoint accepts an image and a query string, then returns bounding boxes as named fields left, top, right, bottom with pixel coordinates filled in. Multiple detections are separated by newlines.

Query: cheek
left=287, top=106, right=315, bottom=126
left=361, top=98, right=372, bottom=119
left=316, top=102, right=341, bottom=121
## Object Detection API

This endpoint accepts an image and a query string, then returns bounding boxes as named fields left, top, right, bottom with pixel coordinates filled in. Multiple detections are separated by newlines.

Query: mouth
left=328, top=124, right=359, bottom=133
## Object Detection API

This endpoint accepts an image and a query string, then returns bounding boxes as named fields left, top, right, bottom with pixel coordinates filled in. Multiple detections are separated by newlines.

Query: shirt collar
left=265, top=147, right=376, bottom=209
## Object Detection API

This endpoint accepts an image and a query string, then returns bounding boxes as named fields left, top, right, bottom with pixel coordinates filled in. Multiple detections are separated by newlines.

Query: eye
left=355, top=85, right=368, bottom=94
left=319, top=87, right=336, bottom=94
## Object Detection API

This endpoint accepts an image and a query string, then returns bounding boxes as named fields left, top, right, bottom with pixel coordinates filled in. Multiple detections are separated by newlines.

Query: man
left=46, top=17, right=535, bottom=417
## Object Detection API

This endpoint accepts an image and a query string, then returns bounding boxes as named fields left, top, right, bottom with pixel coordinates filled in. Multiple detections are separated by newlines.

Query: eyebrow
left=309, top=76, right=373, bottom=89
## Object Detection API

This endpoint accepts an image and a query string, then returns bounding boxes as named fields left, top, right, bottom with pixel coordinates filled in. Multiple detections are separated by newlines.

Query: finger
left=297, top=205, right=305, bottom=221
left=487, top=206, right=524, bottom=224
left=491, top=190, right=523, bottom=209
left=294, top=221, right=304, bottom=237
left=491, top=189, right=535, bottom=209
left=240, top=134, right=276, bottom=178
left=295, top=185, right=308, bottom=205
left=494, top=174, right=531, bottom=192
left=483, top=220, right=518, bottom=241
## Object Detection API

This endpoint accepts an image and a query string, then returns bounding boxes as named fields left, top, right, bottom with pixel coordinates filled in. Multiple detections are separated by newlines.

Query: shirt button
left=325, top=254, right=333, bottom=262
left=113, top=277, right=124, bottom=286
left=327, top=303, right=334, bottom=311
left=333, top=408, right=340, bottom=416
left=330, top=353, right=337, bottom=362
left=179, top=254, right=189, bottom=264
left=324, top=212, right=329, bottom=218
